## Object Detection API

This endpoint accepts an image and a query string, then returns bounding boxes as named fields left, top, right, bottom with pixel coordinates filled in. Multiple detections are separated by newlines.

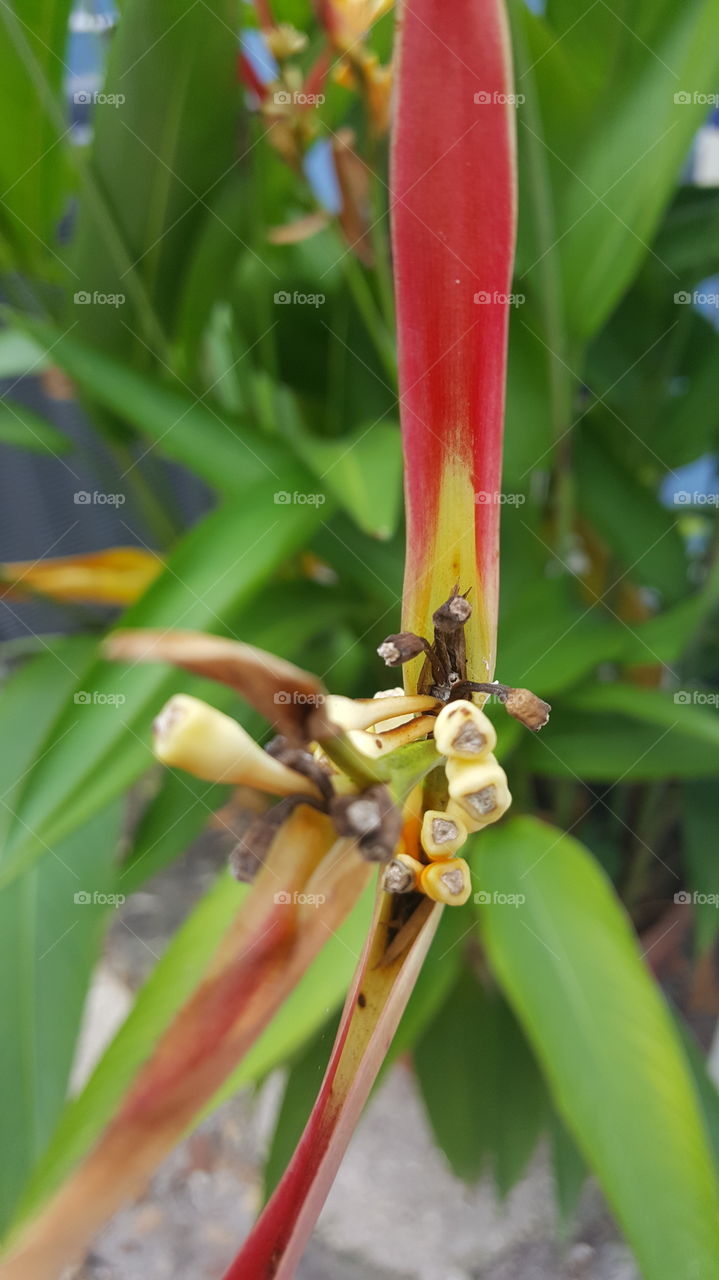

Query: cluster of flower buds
left=382, top=699, right=511, bottom=908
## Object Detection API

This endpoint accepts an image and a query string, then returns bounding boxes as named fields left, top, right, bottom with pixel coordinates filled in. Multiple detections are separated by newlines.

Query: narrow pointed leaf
left=0, top=549, right=162, bottom=607
left=474, top=816, right=719, bottom=1280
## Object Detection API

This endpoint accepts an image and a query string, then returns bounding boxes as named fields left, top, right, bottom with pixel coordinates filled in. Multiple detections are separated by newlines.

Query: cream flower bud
left=153, top=694, right=320, bottom=797
left=445, top=755, right=511, bottom=827
left=383, top=852, right=425, bottom=894
left=433, top=699, right=496, bottom=758
left=420, top=809, right=468, bottom=859
left=419, top=857, right=472, bottom=906
left=325, top=692, right=438, bottom=732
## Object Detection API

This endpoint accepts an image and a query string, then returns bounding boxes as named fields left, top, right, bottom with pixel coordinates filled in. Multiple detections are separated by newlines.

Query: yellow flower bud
left=382, top=852, right=425, bottom=894
left=419, top=858, right=472, bottom=906
left=433, top=699, right=496, bottom=758
left=445, top=756, right=511, bottom=827
left=420, top=809, right=468, bottom=860
left=153, top=695, right=320, bottom=797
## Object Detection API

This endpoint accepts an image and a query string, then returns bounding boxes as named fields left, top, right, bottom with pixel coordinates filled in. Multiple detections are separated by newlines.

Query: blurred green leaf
left=475, top=815, right=719, bottom=1280
left=498, top=576, right=623, bottom=695
left=683, top=780, right=719, bottom=953
left=0, top=643, right=121, bottom=1232
left=0, top=495, right=325, bottom=887
left=72, top=0, right=239, bottom=361
left=521, top=705, right=719, bottom=781
left=575, top=428, right=687, bottom=604
left=0, top=401, right=69, bottom=454
left=546, top=0, right=719, bottom=337
left=549, top=1111, right=587, bottom=1232
left=118, top=771, right=229, bottom=895
left=13, top=317, right=313, bottom=494
left=0, top=330, right=47, bottom=378
left=568, top=683, right=719, bottom=748
left=291, top=419, right=403, bottom=540
left=0, top=1, right=72, bottom=270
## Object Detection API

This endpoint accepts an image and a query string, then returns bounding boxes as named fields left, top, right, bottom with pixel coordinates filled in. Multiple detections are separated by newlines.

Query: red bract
left=226, top=2, right=518, bottom=1275
left=393, top=0, right=517, bottom=686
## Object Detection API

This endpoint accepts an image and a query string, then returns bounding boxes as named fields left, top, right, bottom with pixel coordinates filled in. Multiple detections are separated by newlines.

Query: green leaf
left=574, top=428, right=687, bottom=604
left=567, top=683, right=719, bottom=749
left=0, top=1, right=72, bottom=270
left=0, top=401, right=69, bottom=454
left=474, top=816, right=719, bottom=1280
left=550, top=0, right=719, bottom=336
left=498, top=577, right=623, bottom=695
left=118, top=771, right=229, bottom=895
left=290, top=420, right=403, bottom=541
left=549, top=1111, right=587, bottom=1232
left=683, top=781, right=719, bottom=953
left=521, top=705, right=719, bottom=781
left=0, top=496, right=325, bottom=887
left=0, top=643, right=121, bottom=1232
left=674, top=1015, right=719, bottom=1169
left=414, top=969, right=547, bottom=1191
left=0, top=330, right=47, bottom=379
left=71, top=0, right=239, bottom=361
left=11, top=317, right=312, bottom=495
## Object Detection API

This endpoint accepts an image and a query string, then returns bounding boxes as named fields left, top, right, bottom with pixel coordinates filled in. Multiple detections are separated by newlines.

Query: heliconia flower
left=2, top=8, right=540, bottom=1278
left=392, top=0, right=517, bottom=688
left=0, top=546, right=162, bottom=606
left=225, top=3, right=519, bottom=1276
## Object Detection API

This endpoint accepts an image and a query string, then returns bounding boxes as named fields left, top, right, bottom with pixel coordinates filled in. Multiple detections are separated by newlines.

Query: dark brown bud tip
left=503, top=687, right=551, bottom=732
left=330, top=784, right=403, bottom=862
left=377, top=632, right=428, bottom=666
left=432, top=593, right=472, bottom=633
